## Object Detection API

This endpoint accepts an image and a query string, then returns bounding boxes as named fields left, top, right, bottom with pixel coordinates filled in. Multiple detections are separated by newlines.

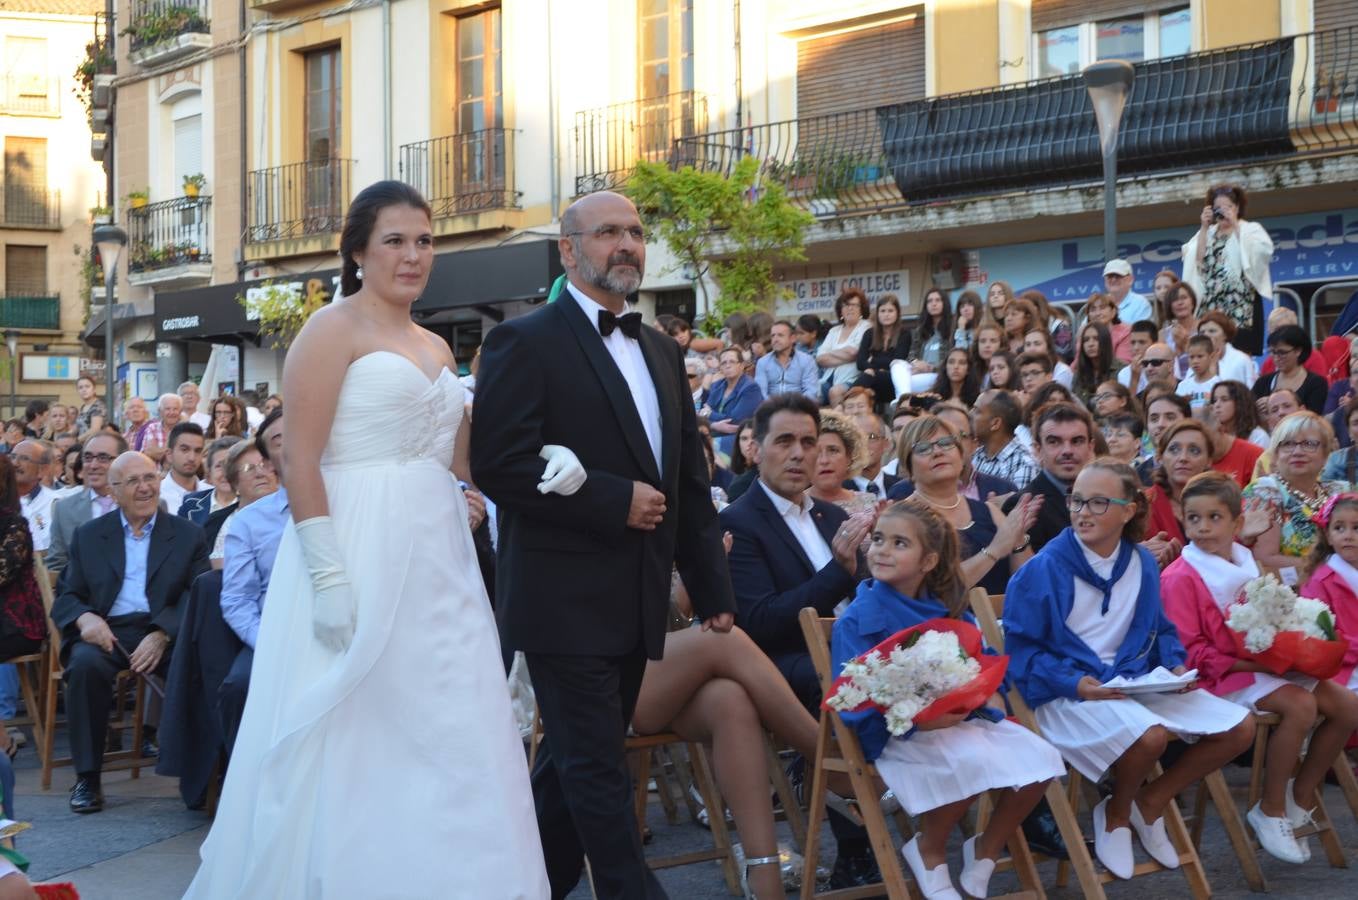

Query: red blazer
left=1160, top=555, right=1259, bottom=697
left=1145, top=484, right=1186, bottom=546
left=1299, top=562, right=1358, bottom=686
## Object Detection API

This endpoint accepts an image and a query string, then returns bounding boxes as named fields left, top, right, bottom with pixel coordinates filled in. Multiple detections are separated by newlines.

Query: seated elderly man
left=720, top=393, right=881, bottom=889
left=217, top=411, right=286, bottom=752
left=50, top=451, right=209, bottom=813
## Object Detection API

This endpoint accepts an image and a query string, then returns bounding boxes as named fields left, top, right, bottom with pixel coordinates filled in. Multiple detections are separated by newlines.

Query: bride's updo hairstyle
left=339, top=180, right=432, bottom=297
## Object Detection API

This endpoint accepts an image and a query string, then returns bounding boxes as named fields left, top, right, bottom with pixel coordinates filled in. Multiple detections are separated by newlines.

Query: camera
left=1212, top=208, right=1225, bottom=221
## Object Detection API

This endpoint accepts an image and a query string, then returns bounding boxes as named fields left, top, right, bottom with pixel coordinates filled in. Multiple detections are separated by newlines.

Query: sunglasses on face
left=1142, top=358, right=1171, bottom=367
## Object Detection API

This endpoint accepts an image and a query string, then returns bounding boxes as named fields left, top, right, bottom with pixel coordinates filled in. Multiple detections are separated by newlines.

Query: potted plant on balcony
left=126, top=189, right=150, bottom=209
left=183, top=174, right=206, bottom=198
left=89, top=205, right=113, bottom=226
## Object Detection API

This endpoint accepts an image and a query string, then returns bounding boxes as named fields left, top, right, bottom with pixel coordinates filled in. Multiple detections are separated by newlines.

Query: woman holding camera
left=1180, top=184, right=1274, bottom=355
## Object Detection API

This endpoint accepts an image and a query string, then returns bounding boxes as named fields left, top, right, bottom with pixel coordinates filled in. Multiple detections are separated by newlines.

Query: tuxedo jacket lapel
left=556, top=298, right=662, bottom=483
left=812, top=504, right=840, bottom=549
left=749, top=484, right=815, bottom=576
left=638, top=328, right=677, bottom=482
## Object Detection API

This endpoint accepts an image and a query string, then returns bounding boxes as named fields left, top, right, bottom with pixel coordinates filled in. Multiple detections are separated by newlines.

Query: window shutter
left=1315, top=0, right=1358, bottom=33
left=1032, top=1, right=1181, bottom=32
left=4, top=245, right=47, bottom=296
left=174, top=114, right=203, bottom=187
left=796, top=17, right=925, bottom=120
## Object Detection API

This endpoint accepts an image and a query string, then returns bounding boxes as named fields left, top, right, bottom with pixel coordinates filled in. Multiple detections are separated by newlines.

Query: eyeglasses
left=864, top=432, right=886, bottom=441
left=240, top=462, right=269, bottom=475
left=81, top=452, right=115, bottom=465
left=1092, top=392, right=1116, bottom=403
left=911, top=436, right=959, bottom=456
left=1279, top=439, right=1323, bottom=453
left=109, top=474, right=159, bottom=489
left=1142, top=358, right=1171, bottom=368
left=1269, top=346, right=1299, bottom=357
left=563, top=224, right=646, bottom=244
left=7, top=452, right=41, bottom=465
left=1067, top=495, right=1132, bottom=515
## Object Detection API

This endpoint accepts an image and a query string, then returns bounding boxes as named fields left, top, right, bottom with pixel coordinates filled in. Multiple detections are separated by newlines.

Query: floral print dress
left=1203, top=233, right=1256, bottom=332
left=1243, top=475, right=1352, bottom=560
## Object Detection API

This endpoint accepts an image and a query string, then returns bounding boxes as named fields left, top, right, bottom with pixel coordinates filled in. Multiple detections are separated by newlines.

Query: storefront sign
left=20, top=354, right=80, bottom=382
left=774, top=269, right=910, bottom=318
left=964, top=207, right=1358, bottom=301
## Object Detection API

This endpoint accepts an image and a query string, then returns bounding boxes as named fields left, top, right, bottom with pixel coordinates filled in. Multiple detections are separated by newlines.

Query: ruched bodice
left=320, top=351, right=463, bottom=471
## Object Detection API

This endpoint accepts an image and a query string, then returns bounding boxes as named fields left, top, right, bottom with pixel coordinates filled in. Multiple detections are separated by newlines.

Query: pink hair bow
left=1311, top=492, right=1358, bottom=529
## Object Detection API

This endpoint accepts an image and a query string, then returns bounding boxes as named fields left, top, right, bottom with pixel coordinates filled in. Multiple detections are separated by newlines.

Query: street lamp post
left=1083, top=60, right=1136, bottom=266
left=3, top=331, right=17, bottom=420
left=92, top=224, right=127, bottom=427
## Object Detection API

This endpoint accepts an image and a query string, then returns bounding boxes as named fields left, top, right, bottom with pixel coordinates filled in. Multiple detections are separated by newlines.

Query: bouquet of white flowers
left=825, top=618, right=1006, bottom=736
left=1224, top=575, right=1344, bottom=678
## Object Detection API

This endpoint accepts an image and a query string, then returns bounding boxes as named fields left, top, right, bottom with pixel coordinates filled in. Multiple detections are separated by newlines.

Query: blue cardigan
left=832, top=579, right=1000, bottom=761
left=1002, top=528, right=1186, bottom=710
left=705, top=374, right=763, bottom=454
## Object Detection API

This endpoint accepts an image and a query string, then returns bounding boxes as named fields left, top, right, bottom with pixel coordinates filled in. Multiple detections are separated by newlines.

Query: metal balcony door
left=455, top=7, right=503, bottom=195
left=304, top=48, right=341, bottom=226
left=3, top=137, right=47, bottom=227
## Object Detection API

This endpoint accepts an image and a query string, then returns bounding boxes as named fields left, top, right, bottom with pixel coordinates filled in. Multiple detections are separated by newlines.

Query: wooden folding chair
left=35, top=556, right=155, bottom=791
left=527, top=714, right=742, bottom=895
left=798, top=607, right=1044, bottom=900
left=971, top=589, right=1222, bottom=899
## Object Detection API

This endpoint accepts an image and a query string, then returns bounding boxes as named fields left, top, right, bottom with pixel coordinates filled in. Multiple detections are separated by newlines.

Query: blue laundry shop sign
left=964, top=207, right=1358, bottom=301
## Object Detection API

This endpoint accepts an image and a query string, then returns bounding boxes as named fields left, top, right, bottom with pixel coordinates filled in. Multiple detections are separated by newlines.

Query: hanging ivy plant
left=237, top=280, right=329, bottom=347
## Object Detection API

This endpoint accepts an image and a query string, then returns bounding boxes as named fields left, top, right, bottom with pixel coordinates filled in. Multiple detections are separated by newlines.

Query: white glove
left=295, top=516, right=356, bottom=653
left=538, top=445, right=587, bottom=496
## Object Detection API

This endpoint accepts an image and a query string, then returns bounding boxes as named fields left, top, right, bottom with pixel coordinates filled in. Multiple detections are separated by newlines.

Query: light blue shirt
left=755, top=349, right=820, bottom=400
left=1117, top=290, right=1153, bottom=326
left=109, top=512, right=156, bottom=618
left=221, top=487, right=289, bottom=648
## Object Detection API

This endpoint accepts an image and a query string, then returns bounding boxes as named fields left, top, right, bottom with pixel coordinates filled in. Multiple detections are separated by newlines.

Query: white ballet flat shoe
left=1092, top=797, right=1135, bottom=879
left=1247, top=803, right=1307, bottom=864
left=959, top=835, right=996, bottom=898
left=1283, top=780, right=1313, bottom=862
left=1128, top=801, right=1179, bottom=869
left=901, top=835, right=962, bottom=900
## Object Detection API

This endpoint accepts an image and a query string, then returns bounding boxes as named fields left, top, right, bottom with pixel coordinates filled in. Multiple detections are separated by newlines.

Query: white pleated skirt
left=1222, top=672, right=1317, bottom=711
left=1035, top=691, right=1249, bottom=782
left=872, top=719, right=1066, bottom=815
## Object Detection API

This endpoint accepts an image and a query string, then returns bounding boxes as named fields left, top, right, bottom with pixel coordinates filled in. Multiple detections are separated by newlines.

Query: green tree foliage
left=625, top=157, right=813, bottom=331
left=237, top=281, right=327, bottom=347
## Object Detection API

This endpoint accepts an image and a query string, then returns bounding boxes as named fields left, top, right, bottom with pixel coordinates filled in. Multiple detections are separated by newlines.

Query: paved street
left=6, top=738, right=1358, bottom=898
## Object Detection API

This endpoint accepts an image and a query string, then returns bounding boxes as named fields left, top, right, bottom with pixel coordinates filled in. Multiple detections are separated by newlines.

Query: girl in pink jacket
left=1299, top=493, right=1358, bottom=690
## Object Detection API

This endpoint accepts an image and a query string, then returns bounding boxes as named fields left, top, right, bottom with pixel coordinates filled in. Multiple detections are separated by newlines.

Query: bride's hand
left=538, top=445, right=587, bottom=496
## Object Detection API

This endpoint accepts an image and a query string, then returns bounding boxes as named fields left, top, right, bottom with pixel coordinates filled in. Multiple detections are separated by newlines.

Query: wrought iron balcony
left=124, top=0, right=210, bottom=58
left=575, top=91, right=708, bottom=195
left=0, top=295, right=60, bottom=331
left=399, top=128, right=520, bottom=219
left=675, top=25, right=1358, bottom=212
left=127, top=196, right=211, bottom=273
left=0, top=76, right=60, bottom=117
left=0, top=186, right=60, bottom=229
left=245, top=159, right=353, bottom=244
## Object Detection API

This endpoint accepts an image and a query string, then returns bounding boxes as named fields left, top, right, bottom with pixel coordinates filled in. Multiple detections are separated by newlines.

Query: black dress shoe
left=828, top=848, right=884, bottom=893
left=69, top=778, right=104, bottom=814
left=1021, top=799, right=1068, bottom=860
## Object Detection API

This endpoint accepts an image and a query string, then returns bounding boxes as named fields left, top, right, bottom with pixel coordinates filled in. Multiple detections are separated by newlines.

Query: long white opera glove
left=295, top=516, right=356, bottom=653
left=538, top=444, right=587, bottom=496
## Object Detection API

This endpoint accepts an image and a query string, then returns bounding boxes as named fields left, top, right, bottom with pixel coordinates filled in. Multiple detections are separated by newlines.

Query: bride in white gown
left=185, top=182, right=548, bottom=899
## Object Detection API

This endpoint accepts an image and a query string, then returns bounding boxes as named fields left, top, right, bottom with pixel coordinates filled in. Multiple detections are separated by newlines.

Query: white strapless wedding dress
left=184, top=352, right=548, bottom=899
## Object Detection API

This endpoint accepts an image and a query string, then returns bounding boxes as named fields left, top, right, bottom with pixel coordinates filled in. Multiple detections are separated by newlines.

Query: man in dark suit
left=51, top=451, right=209, bottom=813
left=1001, top=402, right=1093, bottom=548
left=720, top=393, right=880, bottom=888
left=844, top=411, right=899, bottom=496
left=470, top=190, right=734, bottom=900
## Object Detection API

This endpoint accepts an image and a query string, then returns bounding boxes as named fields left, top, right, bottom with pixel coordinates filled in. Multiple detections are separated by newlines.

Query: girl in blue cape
left=1003, top=458, right=1254, bottom=881
left=833, top=502, right=1063, bottom=900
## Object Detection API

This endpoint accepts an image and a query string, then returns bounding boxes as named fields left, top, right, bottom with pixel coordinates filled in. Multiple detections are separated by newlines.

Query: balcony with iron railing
left=127, top=196, right=212, bottom=287
left=124, top=0, right=210, bottom=67
left=399, top=128, right=521, bottom=226
left=0, top=295, right=61, bottom=331
left=245, top=159, right=353, bottom=249
left=575, top=91, right=708, bottom=196
left=0, top=76, right=60, bottom=118
left=0, top=186, right=60, bottom=230
left=669, top=25, right=1358, bottom=217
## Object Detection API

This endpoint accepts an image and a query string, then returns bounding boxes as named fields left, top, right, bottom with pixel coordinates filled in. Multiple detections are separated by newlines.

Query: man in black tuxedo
left=720, top=393, right=881, bottom=888
left=51, top=451, right=209, bottom=813
left=470, top=190, right=734, bottom=900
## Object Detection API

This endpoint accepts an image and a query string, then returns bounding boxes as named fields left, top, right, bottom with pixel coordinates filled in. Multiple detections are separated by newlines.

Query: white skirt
left=1036, top=691, right=1249, bottom=781
left=873, top=719, right=1066, bottom=815
left=1222, top=672, right=1317, bottom=711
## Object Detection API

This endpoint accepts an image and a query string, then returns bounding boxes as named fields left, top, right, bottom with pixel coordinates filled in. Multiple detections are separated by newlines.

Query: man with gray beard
left=472, top=190, right=733, bottom=899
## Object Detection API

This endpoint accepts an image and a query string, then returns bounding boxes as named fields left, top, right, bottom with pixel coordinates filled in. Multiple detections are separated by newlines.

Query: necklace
left=1279, top=475, right=1329, bottom=510
left=914, top=487, right=962, bottom=510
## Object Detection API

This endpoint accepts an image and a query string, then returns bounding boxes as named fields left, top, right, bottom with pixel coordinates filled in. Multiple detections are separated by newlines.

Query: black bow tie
left=598, top=309, right=643, bottom=339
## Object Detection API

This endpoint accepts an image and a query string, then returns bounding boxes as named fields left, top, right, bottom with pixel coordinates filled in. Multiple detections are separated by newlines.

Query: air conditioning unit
left=931, top=251, right=966, bottom=290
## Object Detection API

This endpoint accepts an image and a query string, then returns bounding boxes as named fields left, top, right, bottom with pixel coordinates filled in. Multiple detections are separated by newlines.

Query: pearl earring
left=356, top=265, right=364, bottom=280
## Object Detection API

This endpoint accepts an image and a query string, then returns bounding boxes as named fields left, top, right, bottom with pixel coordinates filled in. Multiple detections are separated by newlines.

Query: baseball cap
left=1103, top=259, right=1132, bottom=277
